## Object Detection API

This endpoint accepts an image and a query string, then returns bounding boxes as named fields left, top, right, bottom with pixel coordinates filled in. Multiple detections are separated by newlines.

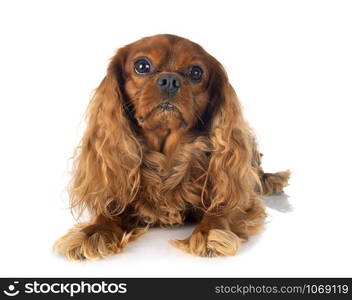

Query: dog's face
left=118, top=35, right=219, bottom=132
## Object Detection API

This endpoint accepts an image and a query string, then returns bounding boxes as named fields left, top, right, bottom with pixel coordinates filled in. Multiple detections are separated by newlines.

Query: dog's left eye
left=188, top=65, right=203, bottom=82
left=134, top=58, right=151, bottom=75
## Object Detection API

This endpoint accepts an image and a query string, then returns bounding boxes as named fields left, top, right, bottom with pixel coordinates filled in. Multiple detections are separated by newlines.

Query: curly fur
left=54, top=34, right=290, bottom=260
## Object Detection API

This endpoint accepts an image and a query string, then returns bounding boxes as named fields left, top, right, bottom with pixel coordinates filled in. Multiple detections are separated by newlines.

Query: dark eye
left=188, top=65, right=203, bottom=82
left=134, top=58, right=152, bottom=75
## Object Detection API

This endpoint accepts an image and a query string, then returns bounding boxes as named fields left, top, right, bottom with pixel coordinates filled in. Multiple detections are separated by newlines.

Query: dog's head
left=109, top=34, right=228, bottom=132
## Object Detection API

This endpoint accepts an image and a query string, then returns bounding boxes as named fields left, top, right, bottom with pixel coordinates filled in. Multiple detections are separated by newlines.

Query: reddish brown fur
left=54, top=34, right=290, bottom=260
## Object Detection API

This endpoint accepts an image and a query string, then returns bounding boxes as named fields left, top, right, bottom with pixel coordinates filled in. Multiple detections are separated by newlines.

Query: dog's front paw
left=54, top=223, right=130, bottom=261
left=170, top=229, right=243, bottom=257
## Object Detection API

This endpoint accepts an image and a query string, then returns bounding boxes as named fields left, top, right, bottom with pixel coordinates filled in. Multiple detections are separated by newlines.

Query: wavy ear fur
left=70, top=48, right=142, bottom=219
left=207, top=64, right=260, bottom=214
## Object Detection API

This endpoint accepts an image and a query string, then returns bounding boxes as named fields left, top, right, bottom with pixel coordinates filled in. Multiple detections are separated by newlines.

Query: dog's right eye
left=134, top=58, right=152, bottom=75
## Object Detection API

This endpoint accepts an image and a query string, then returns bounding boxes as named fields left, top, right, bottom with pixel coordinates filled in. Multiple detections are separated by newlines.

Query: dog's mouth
left=158, top=102, right=178, bottom=112
left=137, top=102, right=183, bottom=125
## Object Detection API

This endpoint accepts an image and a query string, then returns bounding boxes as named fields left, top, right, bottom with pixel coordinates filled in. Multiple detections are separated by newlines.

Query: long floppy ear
left=70, top=48, right=142, bottom=219
left=207, top=64, right=260, bottom=214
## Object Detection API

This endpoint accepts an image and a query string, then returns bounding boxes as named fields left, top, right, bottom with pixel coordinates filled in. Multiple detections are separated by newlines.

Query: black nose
left=157, top=74, right=180, bottom=96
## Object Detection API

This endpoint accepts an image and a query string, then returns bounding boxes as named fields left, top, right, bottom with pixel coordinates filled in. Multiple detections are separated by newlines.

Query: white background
left=0, top=0, right=351, bottom=277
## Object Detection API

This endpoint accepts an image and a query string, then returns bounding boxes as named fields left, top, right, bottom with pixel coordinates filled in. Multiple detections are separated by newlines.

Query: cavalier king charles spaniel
left=54, top=34, right=290, bottom=260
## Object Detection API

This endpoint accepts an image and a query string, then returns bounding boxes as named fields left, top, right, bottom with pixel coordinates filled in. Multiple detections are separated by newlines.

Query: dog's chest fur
left=133, top=136, right=213, bottom=226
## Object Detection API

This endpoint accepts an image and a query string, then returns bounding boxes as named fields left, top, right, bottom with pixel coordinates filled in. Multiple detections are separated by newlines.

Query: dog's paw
left=261, top=170, right=291, bottom=195
left=53, top=223, right=130, bottom=261
left=170, top=229, right=243, bottom=257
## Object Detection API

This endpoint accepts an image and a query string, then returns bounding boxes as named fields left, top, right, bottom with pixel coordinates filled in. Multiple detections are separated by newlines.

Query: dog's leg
left=252, top=149, right=291, bottom=196
left=171, top=200, right=266, bottom=257
left=54, top=214, right=148, bottom=261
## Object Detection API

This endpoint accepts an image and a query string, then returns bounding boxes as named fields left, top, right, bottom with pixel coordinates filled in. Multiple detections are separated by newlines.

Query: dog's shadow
left=240, top=193, right=293, bottom=253
left=263, top=193, right=293, bottom=213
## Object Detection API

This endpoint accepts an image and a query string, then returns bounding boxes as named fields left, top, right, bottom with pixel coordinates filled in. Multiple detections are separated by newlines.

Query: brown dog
left=54, top=34, right=290, bottom=260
